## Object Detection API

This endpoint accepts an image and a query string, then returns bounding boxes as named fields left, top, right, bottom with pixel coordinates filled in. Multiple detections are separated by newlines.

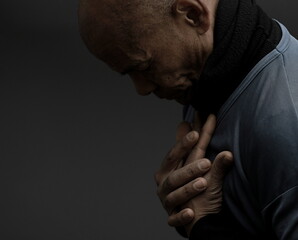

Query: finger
left=162, top=159, right=211, bottom=193
left=168, top=208, right=194, bottom=227
left=185, top=114, right=217, bottom=164
left=176, top=121, right=192, bottom=142
left=159, top=131, right=199, bottom=174
left=164, top=177, right=207, bottom=211
left=193, top=111, right=202, bottom=131
left=211, top=151, right=233, bottom=181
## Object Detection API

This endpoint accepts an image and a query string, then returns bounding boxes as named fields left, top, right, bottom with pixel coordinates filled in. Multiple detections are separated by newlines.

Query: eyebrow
left=120, top=59, right=151, bottom=75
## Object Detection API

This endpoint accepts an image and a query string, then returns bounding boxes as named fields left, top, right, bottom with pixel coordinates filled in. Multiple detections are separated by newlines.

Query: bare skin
left=78, top=0, right=231, bottom=236
left=155, top=115, right=233, bottom=236
left=78, top=0, right=219, bottom=105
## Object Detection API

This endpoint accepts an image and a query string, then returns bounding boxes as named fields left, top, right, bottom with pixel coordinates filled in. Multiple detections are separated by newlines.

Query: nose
left=130, top=74, right=157, bottom=96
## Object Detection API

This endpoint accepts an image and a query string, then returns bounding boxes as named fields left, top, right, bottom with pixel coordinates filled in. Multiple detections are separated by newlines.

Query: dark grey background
left=0, top=1, right=297, bottom=239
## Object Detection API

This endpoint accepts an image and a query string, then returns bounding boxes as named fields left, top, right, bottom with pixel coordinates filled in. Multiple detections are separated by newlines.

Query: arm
left=247, top=113, right=298, bottom=239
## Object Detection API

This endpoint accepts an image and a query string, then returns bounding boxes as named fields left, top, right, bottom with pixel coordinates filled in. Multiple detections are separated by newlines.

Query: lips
left=154, top=87, right=193, bottom=103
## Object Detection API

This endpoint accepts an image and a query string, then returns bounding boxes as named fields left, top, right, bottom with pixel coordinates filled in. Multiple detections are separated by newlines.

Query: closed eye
left=120, top=59, right=152, bottom=75
left=135, top=59, right=153, bottom=73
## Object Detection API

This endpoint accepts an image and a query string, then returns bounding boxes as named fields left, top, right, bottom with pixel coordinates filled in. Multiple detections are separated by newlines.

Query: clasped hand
left=154, top=115, right=233, bottom=236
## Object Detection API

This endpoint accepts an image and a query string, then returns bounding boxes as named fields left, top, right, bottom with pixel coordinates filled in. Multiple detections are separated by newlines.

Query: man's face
left=97, top=16, right=212, bottom=105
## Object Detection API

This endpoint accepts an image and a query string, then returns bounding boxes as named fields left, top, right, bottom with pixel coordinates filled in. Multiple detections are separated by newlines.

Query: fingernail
left=199, top=160, right=210, bottom=170
left=193, top=179, right=206, bottom=190
left=182, top=211, right=191, bottom=220
left=224, top=155, right=233, bottom=163
left=187, top=132, right=195, bottom=141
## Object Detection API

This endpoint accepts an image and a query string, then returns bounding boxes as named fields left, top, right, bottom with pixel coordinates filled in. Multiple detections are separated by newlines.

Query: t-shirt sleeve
left=261, top=186, right=298, bottom=239
left=244, top=109, right=298, bottom=239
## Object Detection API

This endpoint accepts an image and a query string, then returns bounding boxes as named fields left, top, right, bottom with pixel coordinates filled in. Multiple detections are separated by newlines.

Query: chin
left=174, top=89, right=193, bottom=105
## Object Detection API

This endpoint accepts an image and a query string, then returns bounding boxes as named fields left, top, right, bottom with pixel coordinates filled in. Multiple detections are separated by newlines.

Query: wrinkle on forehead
left=78, top=0, right=174, bottom=74
left=99, top=41, right=150, bottom=72
left=78, top=0, right=172, bottom=50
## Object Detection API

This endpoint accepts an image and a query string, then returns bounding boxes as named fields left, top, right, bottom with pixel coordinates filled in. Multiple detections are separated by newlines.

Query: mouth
left=155, top=87, right=193, bottom=105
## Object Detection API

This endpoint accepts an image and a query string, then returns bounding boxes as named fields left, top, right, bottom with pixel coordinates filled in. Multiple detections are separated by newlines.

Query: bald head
left=78, top=0, right=175, bottom=58
left=78, top=0, right=219, bottom=103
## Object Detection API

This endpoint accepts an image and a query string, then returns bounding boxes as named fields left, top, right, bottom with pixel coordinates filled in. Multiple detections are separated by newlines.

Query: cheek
left=149, top=51, right=195, bottom=86
left=148, top=71, right=177, bottom=88
left=156, top=76, right=193, bottom=91
left=149, top=65, right=182, bottom=86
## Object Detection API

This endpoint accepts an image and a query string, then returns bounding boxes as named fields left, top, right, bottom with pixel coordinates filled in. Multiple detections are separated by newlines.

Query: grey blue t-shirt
left=186, top=23, right=298, bottom=239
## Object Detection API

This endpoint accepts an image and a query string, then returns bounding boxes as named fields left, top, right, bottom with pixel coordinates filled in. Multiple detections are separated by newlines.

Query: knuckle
left=164, top=195, right=174, bottom=210
left=209, top=190, right=223, bottom=202
left=185, top=166, right=196, bottom=178
left=180, top=140, right=189, bottom=151
left=212, top=164, right=225, bottom=180
left=181, top=137, right=192, bottom=151
left=164, top=176, right=175, bottom=190
left=210, top=185, right=223, bottom=195
left=183, top=185, right=191, bottom=196
left=165, top=149, right=176, bottom=165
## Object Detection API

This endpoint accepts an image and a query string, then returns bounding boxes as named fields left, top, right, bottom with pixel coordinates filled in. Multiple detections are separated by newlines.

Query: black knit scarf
left=185, top=0, right=282, bottom=239
left=190, top=0, right=281, bottom=120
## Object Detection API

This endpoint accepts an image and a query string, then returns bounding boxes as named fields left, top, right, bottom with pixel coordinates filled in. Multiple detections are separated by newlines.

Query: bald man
left=78, top=0, right=298, bottom=239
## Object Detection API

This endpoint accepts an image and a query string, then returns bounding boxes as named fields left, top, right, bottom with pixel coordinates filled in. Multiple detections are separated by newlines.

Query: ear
left=172, top=0, right=210, bottom=34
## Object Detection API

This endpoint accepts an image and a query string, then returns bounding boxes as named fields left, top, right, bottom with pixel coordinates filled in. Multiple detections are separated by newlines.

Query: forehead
left=80, top=2, right=162, bottom=72
left=98, top=38, right=149, bottom=73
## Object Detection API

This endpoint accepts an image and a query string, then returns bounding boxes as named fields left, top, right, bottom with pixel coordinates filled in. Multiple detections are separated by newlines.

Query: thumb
left=211, top=151, right=233, bottom=181
left=176, top=121, right=192, bottom=142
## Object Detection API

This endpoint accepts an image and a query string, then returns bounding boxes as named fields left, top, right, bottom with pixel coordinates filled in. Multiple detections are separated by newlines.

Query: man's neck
left=191, top=0, right=282, bottom=119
